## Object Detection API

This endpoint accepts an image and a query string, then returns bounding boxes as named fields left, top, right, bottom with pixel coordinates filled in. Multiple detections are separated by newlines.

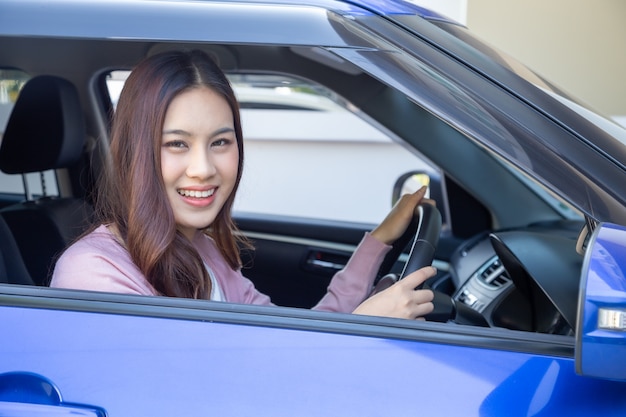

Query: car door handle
left=307, top=258, right=345, bottom=270
left=0, top=371, right=107, bottom=417
left=304, top=249, right=350, bottom=273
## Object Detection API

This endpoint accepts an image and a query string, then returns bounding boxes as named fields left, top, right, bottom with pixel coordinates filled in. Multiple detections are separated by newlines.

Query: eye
left=163, top=140, right=188, bottom=149
left=211, top=138, right=233, bottom=148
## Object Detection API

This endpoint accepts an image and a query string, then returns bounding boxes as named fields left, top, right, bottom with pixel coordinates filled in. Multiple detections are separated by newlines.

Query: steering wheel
left=399, top=203, right=442, bottom=280
left=371, top=203, right=440, bottom=296
left=375, top=203, right=440, bottom=282
left=373, top=203, right=489, bottom=326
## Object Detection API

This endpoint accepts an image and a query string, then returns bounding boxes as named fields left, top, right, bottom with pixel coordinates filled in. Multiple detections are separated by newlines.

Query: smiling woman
left=160, top=87, right=240, bottom=241
left=49, top=49, right=437, bottom=320
left=53, top=50, right=246, bottom=299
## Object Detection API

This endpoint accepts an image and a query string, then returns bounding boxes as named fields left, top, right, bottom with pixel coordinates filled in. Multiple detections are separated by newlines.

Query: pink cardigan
left=50, top=225, right=390, bottom=313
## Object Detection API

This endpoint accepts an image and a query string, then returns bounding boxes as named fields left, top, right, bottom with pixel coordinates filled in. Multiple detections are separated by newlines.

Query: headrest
left=0, top=75, right=86, bottom=174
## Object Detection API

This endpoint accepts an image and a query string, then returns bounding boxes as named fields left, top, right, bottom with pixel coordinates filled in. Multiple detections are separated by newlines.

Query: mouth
left=177, top=188, right=216, bottom=198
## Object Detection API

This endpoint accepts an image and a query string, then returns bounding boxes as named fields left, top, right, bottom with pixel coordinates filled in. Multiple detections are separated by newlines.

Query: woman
left=51, top=50, right=435, bottom=319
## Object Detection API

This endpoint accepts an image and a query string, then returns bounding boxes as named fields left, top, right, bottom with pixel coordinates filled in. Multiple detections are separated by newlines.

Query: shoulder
left=62, top=224, right=121, bottom=254
left=57, top=225, right=132, bottom=269
left=51, top=225, right=157, bottom=295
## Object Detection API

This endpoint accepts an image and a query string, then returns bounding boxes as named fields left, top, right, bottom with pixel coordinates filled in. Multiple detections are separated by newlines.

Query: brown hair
left=97, top=50, right=247, bottom=299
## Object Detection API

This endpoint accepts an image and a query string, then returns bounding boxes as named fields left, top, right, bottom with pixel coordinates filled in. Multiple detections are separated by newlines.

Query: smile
left=177, top=188, right=215, bottom=198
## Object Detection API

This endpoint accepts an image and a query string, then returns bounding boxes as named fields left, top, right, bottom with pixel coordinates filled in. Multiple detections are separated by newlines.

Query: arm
left=312, top=232, right=391, bottom=313
left=315, top=187, right=436, bottom=317
left=354, top=186, right=437, bottom=319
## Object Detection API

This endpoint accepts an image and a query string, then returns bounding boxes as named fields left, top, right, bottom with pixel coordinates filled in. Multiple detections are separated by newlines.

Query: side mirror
left=576, top=222, right=626, bottom=381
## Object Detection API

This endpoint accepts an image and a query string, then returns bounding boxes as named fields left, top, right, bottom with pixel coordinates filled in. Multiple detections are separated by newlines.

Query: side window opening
left=105, top=70, right=440, bottom=225
left=0, top=70, right=59, bottom=203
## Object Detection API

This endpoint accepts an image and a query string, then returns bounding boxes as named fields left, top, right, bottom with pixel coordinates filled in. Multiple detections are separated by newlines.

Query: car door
left=2, top=285, right=625, bottom=417
left=1, top=1, right=626, bottom=415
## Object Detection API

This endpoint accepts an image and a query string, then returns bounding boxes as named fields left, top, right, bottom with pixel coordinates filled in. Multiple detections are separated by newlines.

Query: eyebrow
left=162, top=127, right=236, bottom=137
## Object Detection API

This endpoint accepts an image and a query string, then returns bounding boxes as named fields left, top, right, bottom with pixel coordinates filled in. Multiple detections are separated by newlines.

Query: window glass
left=106, top=71, right=438, bottom=224
left=0, top=70, right=58, bottom=199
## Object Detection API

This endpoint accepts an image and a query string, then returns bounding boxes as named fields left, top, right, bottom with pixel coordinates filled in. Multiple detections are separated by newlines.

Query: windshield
left=395, top=17, right=626, bottom=144
left=333, top=10, right=626, bottom=224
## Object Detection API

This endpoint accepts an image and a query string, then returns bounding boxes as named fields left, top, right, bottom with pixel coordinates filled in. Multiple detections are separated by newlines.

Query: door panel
left=1, top=296, right=625, bottom=416
left=236, top=213, right=460, bottom=308
left=236, top=213, right=372, bottom=308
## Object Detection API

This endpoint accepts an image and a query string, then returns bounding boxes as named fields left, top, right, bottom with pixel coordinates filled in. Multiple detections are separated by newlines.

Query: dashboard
left=447, top=220, right=585, bottom=334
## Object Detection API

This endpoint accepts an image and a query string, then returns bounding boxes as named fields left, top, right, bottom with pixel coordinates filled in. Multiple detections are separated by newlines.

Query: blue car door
left=1, top=286, right=625, bottom=416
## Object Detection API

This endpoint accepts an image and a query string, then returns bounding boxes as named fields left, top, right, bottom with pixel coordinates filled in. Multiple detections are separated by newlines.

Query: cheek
left=160, top=154, right=182, bottom=185
left=221, top=148, right=240, bottom=183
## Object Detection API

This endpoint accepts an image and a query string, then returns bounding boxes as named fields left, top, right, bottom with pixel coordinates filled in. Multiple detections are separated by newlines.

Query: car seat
left=0, top=75, right=94, bottom=286
left=0, top=216, right=34, bottom=285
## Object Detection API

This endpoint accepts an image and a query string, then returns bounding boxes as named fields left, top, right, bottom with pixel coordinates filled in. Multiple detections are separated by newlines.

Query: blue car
left=0, top=0, right=625, bottom=415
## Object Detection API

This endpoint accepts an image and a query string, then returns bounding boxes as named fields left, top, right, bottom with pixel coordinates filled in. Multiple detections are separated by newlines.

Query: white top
left=205, top=263, right=224, bottom=301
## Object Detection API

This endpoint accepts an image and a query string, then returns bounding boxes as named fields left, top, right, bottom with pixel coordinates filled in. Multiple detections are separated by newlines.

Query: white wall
left=234, top=108, right=434, bottom=224
left=236, top=140, right=432, bottom=223
left=466, top=0, right=626, bottom=125
left=413, top=0, right=626, bottom=126
left=410, top=0, right=468, bottom=24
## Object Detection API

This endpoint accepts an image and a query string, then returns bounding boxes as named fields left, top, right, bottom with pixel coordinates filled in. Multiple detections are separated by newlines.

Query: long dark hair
left=98, top=50, right=246, bottom=299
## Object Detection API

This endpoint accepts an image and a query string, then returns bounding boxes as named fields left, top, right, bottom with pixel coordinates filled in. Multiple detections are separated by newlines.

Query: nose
left=186, top=146, right=216, bottom=180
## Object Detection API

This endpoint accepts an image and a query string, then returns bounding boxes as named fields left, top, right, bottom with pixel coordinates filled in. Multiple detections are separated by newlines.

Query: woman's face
left=161, top=87, right=239, bottom=240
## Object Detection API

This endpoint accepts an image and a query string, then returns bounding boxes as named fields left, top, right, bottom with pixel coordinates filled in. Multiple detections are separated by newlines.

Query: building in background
left=417, top=0, right=625, bottom=127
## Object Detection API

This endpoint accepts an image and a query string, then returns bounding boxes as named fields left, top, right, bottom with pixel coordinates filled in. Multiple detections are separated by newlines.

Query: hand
left=370, top=186, right=431, bottom=245
left=352, top=267, right=436, bottom=320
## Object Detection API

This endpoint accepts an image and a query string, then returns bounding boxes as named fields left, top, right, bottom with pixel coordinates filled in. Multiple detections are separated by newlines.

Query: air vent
left=477, top=257, right=511, bottom=289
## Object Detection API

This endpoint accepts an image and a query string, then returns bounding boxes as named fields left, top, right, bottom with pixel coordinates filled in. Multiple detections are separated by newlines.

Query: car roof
left=0, top=0, right=451, bottom=43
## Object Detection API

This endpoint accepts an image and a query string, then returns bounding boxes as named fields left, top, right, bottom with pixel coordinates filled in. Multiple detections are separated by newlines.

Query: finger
left=411, top=301, right=434, bottom=319
left=371, top=186, right=428, bottom=245
left=413, top=288, right=435, bottom=304
left=411, top=185, right=428, bottom=198
left=399, top=266, right=436, bottom=289
left=394, top=186, right=426, bottom=211
left=404, top=186, right=427, bottom=207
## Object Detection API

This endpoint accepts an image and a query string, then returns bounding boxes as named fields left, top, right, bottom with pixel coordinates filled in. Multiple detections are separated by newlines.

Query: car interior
left=0, top=36, right=587, bottom=336
left=0, top=75, right=94, bottom=285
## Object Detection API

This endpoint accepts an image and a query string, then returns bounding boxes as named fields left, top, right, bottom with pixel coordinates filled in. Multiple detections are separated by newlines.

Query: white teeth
left=178, top=189, right=215, bottom=198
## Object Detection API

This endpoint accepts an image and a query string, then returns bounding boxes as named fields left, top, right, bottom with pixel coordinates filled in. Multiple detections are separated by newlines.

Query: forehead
left=165, top=87, right=233, bottom=126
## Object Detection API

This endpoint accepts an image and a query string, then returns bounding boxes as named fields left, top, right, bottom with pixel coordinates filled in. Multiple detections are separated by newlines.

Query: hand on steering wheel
left=370, top=186, right=429, bottom=246
left=373, top=201, right=442, bottom=292
left=362, top=192, right=490, bottom=326
left=353, top=266, right=436, bottom=319
left=354, top=190, right=442, bottom=320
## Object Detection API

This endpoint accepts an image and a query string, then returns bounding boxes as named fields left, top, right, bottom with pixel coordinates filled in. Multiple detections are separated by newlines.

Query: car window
left=0, top=69, right=59, bottom=200
left=106, top=71, right=440, bottom=224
